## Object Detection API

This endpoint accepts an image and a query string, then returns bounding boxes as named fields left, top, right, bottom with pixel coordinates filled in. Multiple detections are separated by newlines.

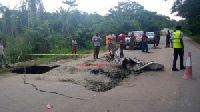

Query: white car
left=124, top=36, right=131, bottom=49
left=146, top=32, right=155, bottom=44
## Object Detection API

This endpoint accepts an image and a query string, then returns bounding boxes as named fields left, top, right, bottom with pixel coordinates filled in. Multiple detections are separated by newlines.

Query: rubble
left=86, top=70, right=130, bottom=92
left=85, top=51, right=164, bottom=92
left=104, top=50, right=164, bottom=72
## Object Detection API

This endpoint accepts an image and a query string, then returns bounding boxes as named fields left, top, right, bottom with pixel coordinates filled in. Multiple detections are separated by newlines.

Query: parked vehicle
left=133, top=31, right=144, bottom=48
left=125, top=31, right=144, bottom=49
left=124, top=36, right=131, bottom=49
left=146, top=32, right=155, bottom=44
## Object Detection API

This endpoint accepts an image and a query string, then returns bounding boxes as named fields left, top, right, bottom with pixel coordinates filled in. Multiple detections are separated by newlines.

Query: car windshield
left=146, top=33, right=154, bottom=36
left=134, top=31, right=143, bottom=36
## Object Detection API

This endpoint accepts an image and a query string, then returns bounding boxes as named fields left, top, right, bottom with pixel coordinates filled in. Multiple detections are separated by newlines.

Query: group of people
left=0, top=27, right=184, bottom=71
left=92, top=31, right=162, bottom=59
left=161, top=26, right=185, bottom=71
left=91, top=25, right=185, bottom=72
left=136, top=31, right=161, bottom=53
left=92, top=32, right=126, bottom=59
left=92, top=32, right=124, bottom=59
left=0, top=25, right=185, bottom=72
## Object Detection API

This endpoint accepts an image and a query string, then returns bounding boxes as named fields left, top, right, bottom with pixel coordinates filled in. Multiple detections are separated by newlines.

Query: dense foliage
left=0, top=0, right=177, bottom=63
left=171, top=0, right=200, bottom=34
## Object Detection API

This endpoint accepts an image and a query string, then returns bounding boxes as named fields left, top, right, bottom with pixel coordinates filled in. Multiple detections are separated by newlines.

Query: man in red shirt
left=118, top=33, right=125, bottom=58
left=142, top=32, right=148, bottom=52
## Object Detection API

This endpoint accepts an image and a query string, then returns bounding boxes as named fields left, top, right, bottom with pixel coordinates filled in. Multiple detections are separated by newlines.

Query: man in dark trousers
left=166, top=30, right=171, bottom=48
left=118, top=33, right=125, bottom=58
left=141, top=31, right=148, bottom=53
left=171, top=26, right=185, bottom=71
left=71, top=38, right=77, bottom=58
left=156, top=31, right=160, bottom=46
left=92, top=33, right=101, bottom=59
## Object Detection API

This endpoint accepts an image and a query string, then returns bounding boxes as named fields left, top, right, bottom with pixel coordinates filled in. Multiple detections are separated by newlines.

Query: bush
left=188, top=35, right=200, bottom=44
left=5, top=36, right=33, bottom=63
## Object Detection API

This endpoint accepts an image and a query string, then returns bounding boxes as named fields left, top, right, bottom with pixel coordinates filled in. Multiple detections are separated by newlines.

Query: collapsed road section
left=14, top=50, right=165, bottom=94
left=11, top=65, right=60, bottom=74
left=79, top=50, right=165, bottom=92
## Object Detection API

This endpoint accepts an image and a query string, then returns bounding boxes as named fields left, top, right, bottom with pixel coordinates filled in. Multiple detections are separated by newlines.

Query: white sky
left=0, top=0, right=183, bottom=20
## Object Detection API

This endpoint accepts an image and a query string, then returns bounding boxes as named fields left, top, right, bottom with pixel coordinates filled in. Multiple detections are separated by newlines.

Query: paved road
left=0, top=36, right=199, bottom=112
left=178, top=37, right=200, bottom=112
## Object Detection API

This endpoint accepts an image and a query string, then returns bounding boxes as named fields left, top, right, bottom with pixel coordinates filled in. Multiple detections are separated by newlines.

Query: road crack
left=22, top=75, right=86, bottom=100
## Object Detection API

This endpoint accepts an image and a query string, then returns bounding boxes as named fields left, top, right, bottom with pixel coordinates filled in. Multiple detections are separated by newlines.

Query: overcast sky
left=0, top=0, right=183, bottom=20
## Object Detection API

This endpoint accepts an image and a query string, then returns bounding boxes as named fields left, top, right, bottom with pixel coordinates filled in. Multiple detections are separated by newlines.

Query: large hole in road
left=11, top=65, right=60, bottom=74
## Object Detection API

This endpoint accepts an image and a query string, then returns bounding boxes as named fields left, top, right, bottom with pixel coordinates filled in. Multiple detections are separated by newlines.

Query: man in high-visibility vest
left=171, top=26, right=185, bottom=71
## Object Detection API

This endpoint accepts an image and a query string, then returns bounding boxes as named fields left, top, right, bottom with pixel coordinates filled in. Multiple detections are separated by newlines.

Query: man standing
left=141, top=32, right=148, bottom=53
left=108, top=33, right=116, bottom=52
left=71, top=38, right=77, bottom=58
left=153, top=33, right=157, bottom=47
left=129, top=34, right=135, bottom=50
left=0, top=38, right=8, bottom=68
left=156, top=32, right=160, bottom=46
left=92, top=33, right=101, bottom=59
left=166, top=30, right=171, bottom=48
left=171, top=26, right=185, bottom=71
left=118, top=33, right=125, bottom=58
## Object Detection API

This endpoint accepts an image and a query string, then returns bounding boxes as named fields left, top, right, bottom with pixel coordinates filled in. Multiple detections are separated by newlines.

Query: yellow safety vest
left=172, top=30, right=182, bottom=48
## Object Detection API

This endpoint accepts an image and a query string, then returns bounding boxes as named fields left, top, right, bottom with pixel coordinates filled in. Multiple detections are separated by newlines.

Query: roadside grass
left=16, top=46, right=107, bottom=67
left=17, top=50, right=94, bottom=67
left=0, top=68, right=8, bottom=74
left=188, top=35, right=200, bottom=44
left=0, top=46, right=108, bottom=74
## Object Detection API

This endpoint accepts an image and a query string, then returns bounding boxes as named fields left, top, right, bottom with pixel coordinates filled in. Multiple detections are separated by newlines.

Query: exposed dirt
left=32, top=57, right=130, bottom=92
left=12, top=41, right=166, bottom=92
left=1, top=36, right=200, bottom=112
left=1, top=36, right=179, bottom=92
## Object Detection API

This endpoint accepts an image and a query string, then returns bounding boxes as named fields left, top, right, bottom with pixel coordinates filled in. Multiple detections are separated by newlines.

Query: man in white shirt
left=92, top=33, right=101, bottom=59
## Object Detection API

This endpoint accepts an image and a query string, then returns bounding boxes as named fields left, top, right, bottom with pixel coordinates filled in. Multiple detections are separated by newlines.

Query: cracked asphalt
left=0, top=36, right=200, bottom=112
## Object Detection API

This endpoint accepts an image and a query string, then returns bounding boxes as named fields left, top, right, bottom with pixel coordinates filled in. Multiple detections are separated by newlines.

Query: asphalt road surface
left=0, top=36, right=199, bottom=112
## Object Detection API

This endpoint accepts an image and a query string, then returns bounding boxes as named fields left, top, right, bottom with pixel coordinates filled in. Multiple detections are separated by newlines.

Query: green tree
left=171, top=0, right=200, bottom=34
left=20, top=0, right=45, bottom=27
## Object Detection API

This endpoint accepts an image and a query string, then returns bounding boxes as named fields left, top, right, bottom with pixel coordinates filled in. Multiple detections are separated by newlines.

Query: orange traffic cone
left=183, top=52, right=193, bottom=80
